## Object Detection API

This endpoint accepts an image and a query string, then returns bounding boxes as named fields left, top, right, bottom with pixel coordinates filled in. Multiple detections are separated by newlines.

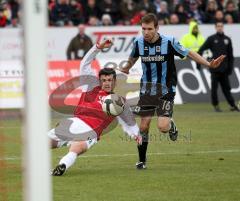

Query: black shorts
left=133, top=93, right=175, bottom=117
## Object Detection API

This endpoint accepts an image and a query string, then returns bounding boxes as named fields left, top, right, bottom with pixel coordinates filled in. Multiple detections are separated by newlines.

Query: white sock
left=59, top=152, right=77, bottom=170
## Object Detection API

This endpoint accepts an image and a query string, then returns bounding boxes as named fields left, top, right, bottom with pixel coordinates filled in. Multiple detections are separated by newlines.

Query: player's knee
left=158, top=122, right=169, bottom=133
left=48, top=129, right=58, bottom=148
left=50, top=139, right=58, bottom=149
left=158, top=126, right=169, bottom=133
left=69, top=141, right=88, bottom=155
left=140, top=124, right=150, bottom=133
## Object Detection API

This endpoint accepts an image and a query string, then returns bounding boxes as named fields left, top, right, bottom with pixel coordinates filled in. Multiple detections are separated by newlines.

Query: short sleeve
left=171, top=37, right=189, bottom=58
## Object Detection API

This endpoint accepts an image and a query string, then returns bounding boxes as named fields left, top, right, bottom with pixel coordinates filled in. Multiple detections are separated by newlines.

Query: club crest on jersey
left=144, top=46, right=148, bottom=51
left=156, top=46, right=161, bottom=52
left=224, top=39, right=229, bottom=45
left=98, top=96, right=104, bottom=104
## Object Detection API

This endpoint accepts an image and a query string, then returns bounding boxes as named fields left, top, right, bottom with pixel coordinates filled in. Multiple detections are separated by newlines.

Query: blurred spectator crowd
left=0, top=0, right=240, bottom=27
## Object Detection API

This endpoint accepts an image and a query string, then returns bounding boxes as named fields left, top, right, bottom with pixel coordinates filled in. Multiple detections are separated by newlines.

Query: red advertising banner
left=48, top=60, right=101, bottom=107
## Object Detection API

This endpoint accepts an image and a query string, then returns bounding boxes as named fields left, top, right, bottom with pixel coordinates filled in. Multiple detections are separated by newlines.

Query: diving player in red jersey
left=49, top=39, right=142, bottom=176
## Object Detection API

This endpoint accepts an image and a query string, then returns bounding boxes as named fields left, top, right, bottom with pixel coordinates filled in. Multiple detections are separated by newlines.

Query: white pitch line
left=0, top=127, right=21, bottom=129
left=0, top=156, right=20, bottom=161
left=80, top=149, right=240, bottom=158
left=1, top=149, right=240, bottom=161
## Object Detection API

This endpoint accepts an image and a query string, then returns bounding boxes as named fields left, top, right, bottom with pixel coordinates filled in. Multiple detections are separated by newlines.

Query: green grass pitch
left=1, top=102, right=240, bottom=201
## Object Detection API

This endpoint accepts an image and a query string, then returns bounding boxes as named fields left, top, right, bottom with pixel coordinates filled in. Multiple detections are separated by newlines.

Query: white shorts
left=54, top=117, right=98, bottom=141
left=48, top=117, right=98, bottom=149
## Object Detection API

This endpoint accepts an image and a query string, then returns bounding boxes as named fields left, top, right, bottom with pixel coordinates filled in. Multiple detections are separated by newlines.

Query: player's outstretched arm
left=80, top=39, right=113, bottom=75
left=96, top=39, right=113, bottom=49
left=117, top=103, right=142, bottom=145
left=79, top=39, right=113, bottom=91
left=209, top=55, right=226, bottom=68
left=119, top=57, right=138, bottom=74
left=188, top=50, right=226, bottom=69
left=119, top=38, right=139, bottom=74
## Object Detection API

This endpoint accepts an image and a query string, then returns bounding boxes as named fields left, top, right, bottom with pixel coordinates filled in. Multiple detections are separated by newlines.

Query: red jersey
left=71, top=45, right=139, bottom=140
left=74, top=86, right=114, bottom=138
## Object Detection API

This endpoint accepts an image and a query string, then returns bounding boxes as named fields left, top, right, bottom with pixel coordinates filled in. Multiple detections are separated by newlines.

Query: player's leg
left=52, top=138, right=97, bottom=176
left=54, top=117, right=98, bottom=141
left=211, top=73, right=221, bottom=112
left=134, top=95, right=155, bottom=170
left=136, top=116, right=152, bottom=169
left=157, top=116, right=171, bottom=133
left=157, top=93, right=177, bottom=141
left=157, top=116, right=177, bottom=141
left=48, top=128, right=70, bottom=149
left=48, top=117, right=91, bottom=149
left=219, top=75, right=239, bottom=111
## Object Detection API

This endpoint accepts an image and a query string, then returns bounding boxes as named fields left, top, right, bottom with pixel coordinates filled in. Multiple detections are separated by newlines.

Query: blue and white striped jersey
left=130, top=34, right=189, bottom=96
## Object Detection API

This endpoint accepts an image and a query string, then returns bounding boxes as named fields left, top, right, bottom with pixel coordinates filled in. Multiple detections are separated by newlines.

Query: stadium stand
left=0, top=0, right=239, bottom=27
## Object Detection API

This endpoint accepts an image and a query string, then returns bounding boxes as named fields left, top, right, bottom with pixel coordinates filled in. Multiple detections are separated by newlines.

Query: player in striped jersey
left=121, top=13, right=225, bottom=169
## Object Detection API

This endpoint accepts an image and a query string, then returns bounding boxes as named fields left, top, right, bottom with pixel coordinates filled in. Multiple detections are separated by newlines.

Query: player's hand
left=134, top=135, right=142, bottom=145
left=209, top=55, right=226, bottom=68
left=97, top=39, right=113, bottom=49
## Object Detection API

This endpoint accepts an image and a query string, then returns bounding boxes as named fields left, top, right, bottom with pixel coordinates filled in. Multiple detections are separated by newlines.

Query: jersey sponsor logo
left=142, top=55, right=165, bottom=62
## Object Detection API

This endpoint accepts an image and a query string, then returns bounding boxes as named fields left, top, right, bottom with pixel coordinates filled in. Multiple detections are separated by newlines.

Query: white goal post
left=23, top=0, right=52, bottom=200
